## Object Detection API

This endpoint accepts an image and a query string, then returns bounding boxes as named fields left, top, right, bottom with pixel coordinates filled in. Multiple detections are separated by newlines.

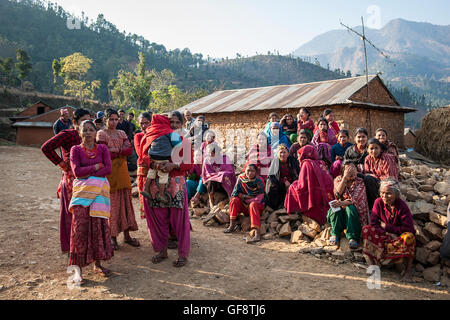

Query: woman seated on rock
left=375, top=128, right=400, bottom=165
left=362, top=178, right=416, bottom=282
left=280, top=114, right=298, bottom=145
left=330, top=130, right=353, bottom=178
left=265, top=144, right=299, bottom=210
left=344, top=127, right=369, bottom=172
left=225, top=164, right=265, bottom=244
left=364, top=138, right=400, bottom=181
left=244, top=132, right=273, bottom=181
left=285, top=145, right=334, bottom=225
left=268, top=122, right=291, bottom=150
left=327, top=160, right=369, bottom=249
left=297, top=107, right=315, bottom=140
left=264, top=112, right=279, bottom=137
left=311, top=117, right=337, bottom=167
left=289, top=129, right=314, bottom=160
left=201, top=143, right=237, bottom=209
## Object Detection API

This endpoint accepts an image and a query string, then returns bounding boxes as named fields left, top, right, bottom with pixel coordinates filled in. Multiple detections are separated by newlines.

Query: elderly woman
left=201, top=143, right=236, bottom=209
left=327, top=160, right=369, bottom=249
left=289, top=129, right=314, bottom=160
left=330, top=130, right=353, bottom=178
left=312, top=117, right=338, bottom=166
left=375, top=128, right=400, bottom=165
left=143, top=111, right=193, bottom=267
left=134, top=112, right=152, bottom=219
left=41, top=108, right=91, bottom=254
left=365, top=138, right=399, bottom=181
left=297, top=107, right=315, bottom=139
left=268, top=122, right=291, bottom=150
left=280, top=114, right=298, bottom=145
left=244, top=132, right=273, bottom=181
left=97, top=108, right=139, bottom=250
left=285, top=145, right=334, bottom=225
left=265, top=144, right=300, bottom=210
left=68, top=120, right=113, bottom=282
left=362, top=178, right=416, bottom=282
left=225, top=164, right=265, bottom=244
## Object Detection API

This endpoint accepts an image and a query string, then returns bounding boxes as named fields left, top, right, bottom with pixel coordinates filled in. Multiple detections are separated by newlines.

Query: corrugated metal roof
left=178, top=75, right=411, bottom=114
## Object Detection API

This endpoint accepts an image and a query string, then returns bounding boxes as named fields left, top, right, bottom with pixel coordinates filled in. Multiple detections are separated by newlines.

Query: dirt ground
left=0, top=145, right=449, bottom=300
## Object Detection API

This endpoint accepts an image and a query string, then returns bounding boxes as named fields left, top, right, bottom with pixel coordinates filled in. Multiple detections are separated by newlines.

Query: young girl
left=311, top=117, right=337, bottom=166
left=297, top=108, right=315, bottom=139
left=330, top=130, right=353, bottom=178
left=280, top=114, right=298, bottom=145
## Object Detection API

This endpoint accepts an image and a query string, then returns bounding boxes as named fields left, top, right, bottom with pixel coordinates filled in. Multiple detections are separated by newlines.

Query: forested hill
left=0, top=0, right=345, bottom=103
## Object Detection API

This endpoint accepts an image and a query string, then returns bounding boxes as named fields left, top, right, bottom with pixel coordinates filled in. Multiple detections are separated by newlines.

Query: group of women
left=42, top=105, right=415, bottom=284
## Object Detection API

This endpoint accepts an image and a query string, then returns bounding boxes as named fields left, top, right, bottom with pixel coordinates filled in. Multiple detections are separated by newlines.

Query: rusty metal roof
left=178, top=75, right=413, bottom=114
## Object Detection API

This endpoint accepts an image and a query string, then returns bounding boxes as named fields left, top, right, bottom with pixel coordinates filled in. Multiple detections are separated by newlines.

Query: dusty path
left=0, top=145, right=449, bottom=300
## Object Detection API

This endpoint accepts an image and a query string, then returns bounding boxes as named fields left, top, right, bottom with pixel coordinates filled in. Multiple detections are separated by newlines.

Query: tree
left=15, top=49, right=32, bottom=90
left=0, top=57, right=15, bottom=90
left=53, top=52, right=100, bottom=106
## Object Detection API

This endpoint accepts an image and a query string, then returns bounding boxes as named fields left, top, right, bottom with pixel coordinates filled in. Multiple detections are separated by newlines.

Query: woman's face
left=170, top=115, right=182, bottom=130
left=81, top=123, right=97, bottom=143
left=285, top=116, right=293, bottom=125
left=318, top=121, right=328, bottom=132
left=380, top=185, right=397, bottom=206
left=355, top=133, right=368, bottom=148
left=205, top=132, right=215, bottom=143
left=299, top=110, right=308, bottom=121
left=278, top=148, right=288, bottom=162
left=338, top=133, right=349, bottom=145
left=368, top=143, right=382, bottom=158
left=375, top=131, right=387, bottom=144
left=257, top=134, right=267, bottom=147
left=245, top=166, right=257, bottom=179
left=298, top=133, right=308, bottom=147
left=139, top=117, right=151, bottom=132
left=270, top=115, right=279, bottom=123
left=270, top=127, right=280, bottom=136
left=106, top=114, right=119, bottom=130
left=325, top=112, right=334, bottom=122
left=74, top=114, right=91, bottom=131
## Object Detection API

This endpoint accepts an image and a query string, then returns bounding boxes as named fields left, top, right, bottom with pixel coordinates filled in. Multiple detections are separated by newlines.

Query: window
left=37, top=107, right=45, bottom=115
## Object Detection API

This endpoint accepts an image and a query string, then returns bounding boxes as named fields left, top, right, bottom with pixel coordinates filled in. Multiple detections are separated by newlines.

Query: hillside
left=0, top=0, right=345, bottom=104
left=293, top=19, right=450, bottom=107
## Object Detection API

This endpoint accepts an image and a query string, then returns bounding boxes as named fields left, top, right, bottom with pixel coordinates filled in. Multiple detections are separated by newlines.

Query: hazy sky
left=55, top=0, right=449, bottom=58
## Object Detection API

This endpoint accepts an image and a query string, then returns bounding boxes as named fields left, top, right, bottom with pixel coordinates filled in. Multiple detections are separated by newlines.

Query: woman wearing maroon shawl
left=285, top=145, right=334, bottom=225
left=201, top=143, right=237, bottom=209
left=41, top=108, right=91, bottom=254
left=311, top=117, right=338, bottom=166
left=243, top=132, right=273, bottom=181
left=143, top=111, right=193, bottom=267
left=362, top=178, right=416, bottom=282
left=134, top=112, right=152, bottom=219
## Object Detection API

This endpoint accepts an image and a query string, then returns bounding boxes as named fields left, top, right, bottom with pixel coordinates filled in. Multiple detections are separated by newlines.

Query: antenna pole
left=361, top=16, right=369, bottom=100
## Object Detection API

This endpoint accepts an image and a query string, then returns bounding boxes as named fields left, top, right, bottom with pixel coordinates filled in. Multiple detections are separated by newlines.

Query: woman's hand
left=94, top=163, right=104, bottom=171
left=160, top=162, right=178, bottom=173
left=58, top=161, right=70, bottom=172
left=380, top=221, right=386, bottom=229
left=284, top=180, right=291, bottom=188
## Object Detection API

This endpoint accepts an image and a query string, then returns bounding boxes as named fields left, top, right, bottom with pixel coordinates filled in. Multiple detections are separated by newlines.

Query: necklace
left=82, top=143, right=98, bottom=159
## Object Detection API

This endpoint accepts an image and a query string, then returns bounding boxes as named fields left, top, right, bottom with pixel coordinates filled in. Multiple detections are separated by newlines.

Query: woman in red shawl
left=134, top=112, right=152, bottom=219
left=201, top=143, right=237, bottom=209
left=243, top=132, right=273, bottom=181
left=364, top=138, right=399, bottom=181
left=285, top=145, right=334, bottom=225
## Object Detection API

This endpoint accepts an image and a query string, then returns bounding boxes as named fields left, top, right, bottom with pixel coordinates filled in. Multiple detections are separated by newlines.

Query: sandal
left=124, top=238, right=140, bottom=247
left=349, top=239, right=359, bottom=250
left=94, top=266, right=112, bottom=277
left=173, top=257, right=187, bottom=268
left=329, top=236, right=339, bottom=246
left=151, top=254, right=168, bottom=264
left=245, top=235, right=261, bottom=244
left=224, top=223, right=238, bottom=234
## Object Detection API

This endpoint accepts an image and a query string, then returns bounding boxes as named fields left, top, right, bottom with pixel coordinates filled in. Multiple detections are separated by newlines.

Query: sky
left=55, top=0, right=449, bottom=58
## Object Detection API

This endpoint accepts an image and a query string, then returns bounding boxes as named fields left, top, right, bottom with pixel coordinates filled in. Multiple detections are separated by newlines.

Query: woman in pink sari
left=201, top=143, right=237, bottom=209
left=285, top=145, right=335, bottom=225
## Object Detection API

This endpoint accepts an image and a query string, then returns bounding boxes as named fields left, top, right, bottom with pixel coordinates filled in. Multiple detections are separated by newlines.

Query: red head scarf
left=141, top=115, right=173, bottom=158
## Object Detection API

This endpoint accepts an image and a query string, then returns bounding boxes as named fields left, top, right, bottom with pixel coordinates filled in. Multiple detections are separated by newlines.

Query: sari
left=201, top=154, right=237, bottom=197
left=284, top=145, right=335, bottom=225
left=312, top=128, right=338, bottom=165
left=362, top=198, right=416, bottom=264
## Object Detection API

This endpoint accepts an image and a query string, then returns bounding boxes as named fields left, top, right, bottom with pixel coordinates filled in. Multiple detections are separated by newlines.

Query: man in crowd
left=53, top=108, right=73, bottom=135
left=116, top=109, right=132, bottom=141
left=184, top=109, right=195, bottom=131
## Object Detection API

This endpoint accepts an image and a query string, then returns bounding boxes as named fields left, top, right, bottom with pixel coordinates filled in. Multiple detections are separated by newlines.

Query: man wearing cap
left=94, top=111, right=105, bottom=131
left=53, top=108, right=73, bottom=135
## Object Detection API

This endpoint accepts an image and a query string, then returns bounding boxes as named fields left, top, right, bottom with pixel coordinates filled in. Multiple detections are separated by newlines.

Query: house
left=9, top=101, right=53, bottom=123
left=404, top=128, right=416, bottom=149
left=12, top=106, right=76, bottom=146
left=178, top=75, right=415, bottom=150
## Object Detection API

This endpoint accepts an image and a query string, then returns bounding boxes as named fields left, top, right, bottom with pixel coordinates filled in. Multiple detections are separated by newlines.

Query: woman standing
left=362, top=179, right=416, bottom=282
left=327, top=161, right=369, bottom=248
left=143, top=111, right=193, bottom=267
left=97, top=108, right=139, bottom=250
left=68, top=120, right=113, bottom=282
left=265, top=145, right=300, bottom=210
left=41, top=108, right=91, bottom=254
left=285, top=145, right=334, bottom=225
left=134, top=112, right=152, bottom=219
left=225, top=164, right=265, bottom=244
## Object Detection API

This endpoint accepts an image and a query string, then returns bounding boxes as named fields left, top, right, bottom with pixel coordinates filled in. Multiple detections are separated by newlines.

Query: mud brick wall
left=349, top=77, right=398, bottom=105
